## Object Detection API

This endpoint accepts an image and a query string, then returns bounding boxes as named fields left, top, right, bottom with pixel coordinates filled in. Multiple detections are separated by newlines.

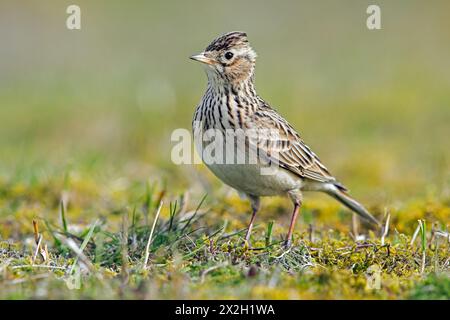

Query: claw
left=283, top=238, right=292, bottom=249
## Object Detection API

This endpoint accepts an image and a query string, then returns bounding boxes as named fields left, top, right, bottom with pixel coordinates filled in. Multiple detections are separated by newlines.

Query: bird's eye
left=224, top=52, right=234, bottom=60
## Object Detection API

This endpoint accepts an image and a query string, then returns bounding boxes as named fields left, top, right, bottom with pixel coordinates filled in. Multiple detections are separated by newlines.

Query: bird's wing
left=246, top=104, right=341, bottom=186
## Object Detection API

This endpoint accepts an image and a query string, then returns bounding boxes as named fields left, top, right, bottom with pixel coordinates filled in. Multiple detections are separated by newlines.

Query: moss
left=0, top=173, right=449, bottom=299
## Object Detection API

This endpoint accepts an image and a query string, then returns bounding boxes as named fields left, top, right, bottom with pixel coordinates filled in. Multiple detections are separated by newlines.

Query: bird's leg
left=285, top=193, right=302, bottom=248
left=244, top=209, right=257, bottom=245
left=285, top=203, right=300, bottom=248
left=244, top=196, right=260, bottom=247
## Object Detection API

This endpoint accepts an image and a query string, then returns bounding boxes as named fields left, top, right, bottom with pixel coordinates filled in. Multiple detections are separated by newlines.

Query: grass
left=0, top=1, right=449, bottom=300
left=0, top=176, right=448, bottom=299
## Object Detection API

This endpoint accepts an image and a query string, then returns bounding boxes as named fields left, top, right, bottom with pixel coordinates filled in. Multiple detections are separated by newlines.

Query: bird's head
left=190, top=31, right=257, bottom=84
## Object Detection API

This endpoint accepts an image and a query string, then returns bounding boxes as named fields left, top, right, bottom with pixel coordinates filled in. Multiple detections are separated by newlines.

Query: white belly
left=193, top=111, right=305, bottom=196
left=205, top=162, right=304, bottom=196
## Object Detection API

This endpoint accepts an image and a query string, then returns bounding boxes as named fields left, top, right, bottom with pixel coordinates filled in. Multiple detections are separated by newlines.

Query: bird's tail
left=325, top=185, right=381, bottom=227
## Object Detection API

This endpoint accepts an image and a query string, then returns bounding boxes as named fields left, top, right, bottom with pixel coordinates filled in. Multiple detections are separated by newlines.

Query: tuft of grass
left=0, top=179, right=448, bottom=299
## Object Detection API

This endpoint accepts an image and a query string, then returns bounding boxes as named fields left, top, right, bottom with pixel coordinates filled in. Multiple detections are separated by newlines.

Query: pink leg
left=244, top=209, right=258, bottom=243
left=285, top=202, right=301, bottom=247
left=244, top=196, right=260, bottom=245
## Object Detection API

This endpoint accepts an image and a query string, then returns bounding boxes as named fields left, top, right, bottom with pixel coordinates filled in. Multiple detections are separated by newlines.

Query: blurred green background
left=0, top=0, right=449, bottom=207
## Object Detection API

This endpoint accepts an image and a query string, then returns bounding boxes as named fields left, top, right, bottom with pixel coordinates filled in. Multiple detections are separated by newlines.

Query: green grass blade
left=60, top=200, right=68, bottom=233
left=69, top=220, right=99, bottom=275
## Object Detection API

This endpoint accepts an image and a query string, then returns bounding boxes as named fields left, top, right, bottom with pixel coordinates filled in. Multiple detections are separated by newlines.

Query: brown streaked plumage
left=191, top=31, right=380, bottom=247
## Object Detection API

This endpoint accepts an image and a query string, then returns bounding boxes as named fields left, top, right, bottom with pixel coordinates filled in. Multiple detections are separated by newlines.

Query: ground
left=0, top=1, right=449, bottom=300
left=0, top=170, right=448, bottom=299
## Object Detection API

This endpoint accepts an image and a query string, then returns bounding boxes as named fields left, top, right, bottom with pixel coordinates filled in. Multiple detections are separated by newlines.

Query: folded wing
left=246, top=103, right=345, bottom=189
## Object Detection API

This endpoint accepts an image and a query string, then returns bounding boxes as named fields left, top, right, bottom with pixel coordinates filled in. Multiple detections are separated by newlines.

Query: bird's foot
left=283, top=238, right=292, bottom=249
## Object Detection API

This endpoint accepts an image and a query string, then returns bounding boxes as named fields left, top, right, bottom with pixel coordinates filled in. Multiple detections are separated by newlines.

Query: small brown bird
left=191, top=31, right=380, bottom=247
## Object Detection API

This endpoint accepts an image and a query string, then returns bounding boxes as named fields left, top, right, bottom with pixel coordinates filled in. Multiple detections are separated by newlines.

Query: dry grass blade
left=31, top=234, right=43, bottom=264
left=68, top=220, right=99, bottom=275
left=31, top=220, right=48, bottom=263
left=59, top=236, right=97, bottom=275
left=143, top=201, right=163, bottom=269
left=11, top=265, right=67, bottom=270
left=32, top=219, right=39, bottom=243
left=411, top=223, right=421, bottom=246
left=381, top=211, right=391, bottom=246
left=418, top=220, right=427, bottom=274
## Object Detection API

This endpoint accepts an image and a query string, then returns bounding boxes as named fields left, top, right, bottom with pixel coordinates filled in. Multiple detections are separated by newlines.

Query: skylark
left=191, top=31, right=380, bottom=247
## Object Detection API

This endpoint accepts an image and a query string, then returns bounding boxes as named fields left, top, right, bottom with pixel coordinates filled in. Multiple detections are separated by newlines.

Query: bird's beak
left=190, top=52, right=216, bottom=65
